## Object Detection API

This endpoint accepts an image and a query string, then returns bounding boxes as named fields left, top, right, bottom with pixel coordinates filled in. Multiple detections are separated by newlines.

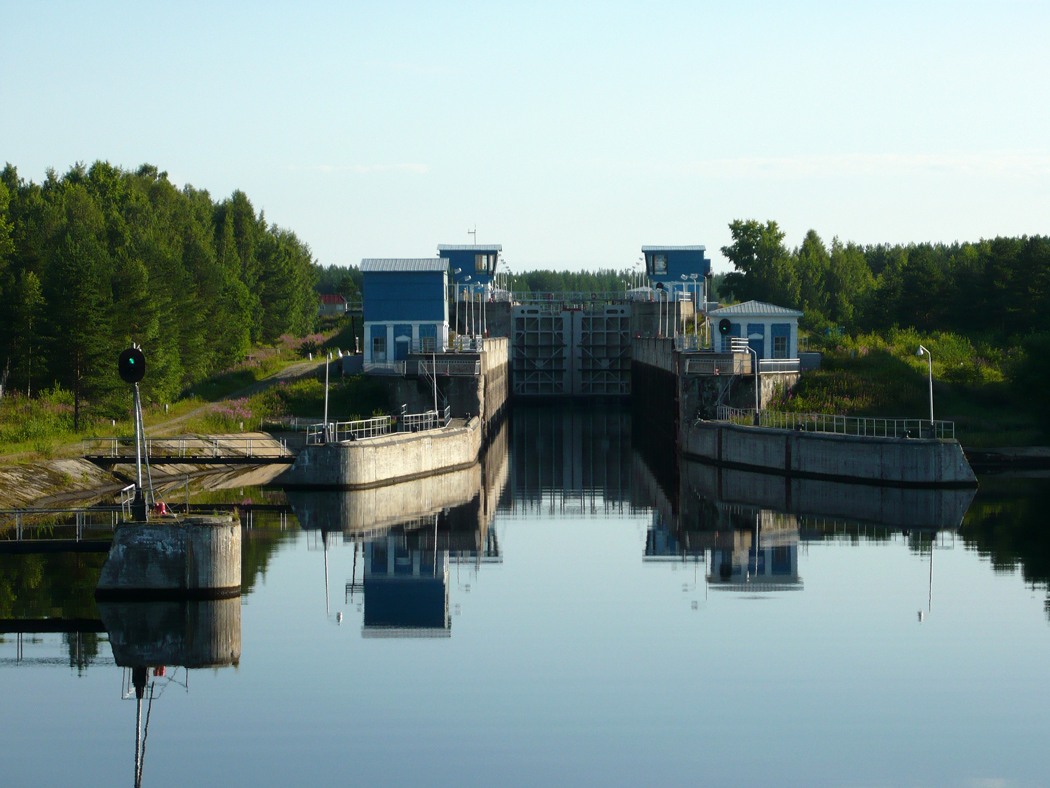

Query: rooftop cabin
left=361, top=258, right=450, bottom=366
left=642, top=245, right=712, bottom=293
left=438, top=244, right=502, bottom=290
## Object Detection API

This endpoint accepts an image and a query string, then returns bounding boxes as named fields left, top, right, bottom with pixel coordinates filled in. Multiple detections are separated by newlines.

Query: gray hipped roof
left=641, top=245, right=706, bottom=252
left=437, top=244, right=502, bottom=252
left=360, top=258, right=449, bottom=273
left=708, top=300, right=803, bottom=318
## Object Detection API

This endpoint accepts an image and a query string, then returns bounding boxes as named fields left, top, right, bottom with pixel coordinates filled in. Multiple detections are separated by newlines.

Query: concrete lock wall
left=96, top=516, right=242, bottom=597
left=682, top=422, right=977, bottom=486
left=282, top=416, right=483, bottom=489
left=481, top=337, right=509, bottom=425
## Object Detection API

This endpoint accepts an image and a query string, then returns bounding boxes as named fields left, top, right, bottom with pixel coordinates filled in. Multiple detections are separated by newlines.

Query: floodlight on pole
left=917, top=345, right=934, bottom=426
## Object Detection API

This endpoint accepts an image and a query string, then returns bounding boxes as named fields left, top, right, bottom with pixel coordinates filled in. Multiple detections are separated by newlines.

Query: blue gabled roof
left=709, top=300, right=803, bottom=318
left=361, top=258, right=448, bottom=273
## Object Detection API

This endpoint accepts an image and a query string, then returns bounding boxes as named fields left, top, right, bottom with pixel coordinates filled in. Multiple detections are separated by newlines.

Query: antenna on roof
left=468, top=225, right=476, bottom=245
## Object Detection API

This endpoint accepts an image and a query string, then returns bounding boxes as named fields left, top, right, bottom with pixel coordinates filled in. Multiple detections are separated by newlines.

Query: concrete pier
left=682, top=420, right=977, bottom=487
left=280, top=416, right=483, bottom=489
left=96, top=515, right=242, bottom=599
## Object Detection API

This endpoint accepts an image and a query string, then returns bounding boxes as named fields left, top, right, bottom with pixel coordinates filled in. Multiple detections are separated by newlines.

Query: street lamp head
left=917, top=345, right=927, bottom=357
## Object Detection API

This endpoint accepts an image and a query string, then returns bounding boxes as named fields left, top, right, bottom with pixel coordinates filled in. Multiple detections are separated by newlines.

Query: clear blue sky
left=3, top=0, right=1048, bottom=273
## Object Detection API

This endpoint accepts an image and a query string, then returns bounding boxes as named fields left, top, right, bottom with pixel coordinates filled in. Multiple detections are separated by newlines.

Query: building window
left=773, top=335, right=788, bottom=359
left=372, top=336, right=387, bottom=362
left=652, top=253, right=667, bottom=274
left=475, top=253, right=492, bottom=273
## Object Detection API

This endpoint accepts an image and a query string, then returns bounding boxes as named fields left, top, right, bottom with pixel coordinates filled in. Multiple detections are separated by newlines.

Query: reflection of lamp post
left=917, top=344, right=934, bottom=426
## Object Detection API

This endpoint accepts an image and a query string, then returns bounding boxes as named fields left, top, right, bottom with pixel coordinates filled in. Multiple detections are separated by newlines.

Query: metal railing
left=306, top=416, right=393, bottom=444
left=684, top=357, right=749, bottom=376
left=758, top=359, right=801, bottom=374
left=674, top=335, right=710, bottom=352
left=715, top=406, right=956, bottom=440
left=1, top=506, right=125, bottom=543
left=418, top=358, right=481, bottom=376
left=398, top=406, right=451, bottom=432
left=304, top=406, right=452, bottom=445
left=507, top=291, right=632, bottom=305
left=453, top=335, right=485, bottom=352
left=83, top=436, right=290, bottom=459
left=363, top=360, right=407, bottom=375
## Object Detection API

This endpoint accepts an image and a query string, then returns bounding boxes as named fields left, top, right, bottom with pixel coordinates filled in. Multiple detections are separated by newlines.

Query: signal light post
left=118, top=346, right=148, bottom=521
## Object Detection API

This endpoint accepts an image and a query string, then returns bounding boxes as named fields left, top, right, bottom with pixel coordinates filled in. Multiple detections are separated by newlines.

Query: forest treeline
left=0, top=161, right=318, bottom=427
left=316, top=265, right=647, bottom=298
left=721, top=219, right=1050, bottom=432
left=720, top=219, right=1050, bottom=341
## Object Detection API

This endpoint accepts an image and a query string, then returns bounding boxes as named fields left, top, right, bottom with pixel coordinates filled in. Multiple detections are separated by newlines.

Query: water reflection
left=99, top=598, right=241, bottom=788
left=290, top=417, right=510, bottom=637
left=507, top=405, right=638, bottom=517
left=8, top=407, right=1050, bottom=786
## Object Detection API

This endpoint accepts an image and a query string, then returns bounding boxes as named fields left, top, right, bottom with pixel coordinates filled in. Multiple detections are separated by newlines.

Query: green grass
left=0, top=321, right=367, bottom=459
left=179, top=376, right=389, bottom=434
left=778, top=328, right=1043, bottom=447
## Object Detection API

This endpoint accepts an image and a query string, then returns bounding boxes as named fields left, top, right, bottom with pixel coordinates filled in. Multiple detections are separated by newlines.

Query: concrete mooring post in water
left=96, top=515, right=242, bottom=599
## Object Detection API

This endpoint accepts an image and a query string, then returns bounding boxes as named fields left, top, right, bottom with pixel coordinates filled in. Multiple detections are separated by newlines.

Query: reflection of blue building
left=438, top=244, right=501, bottom=291
left=362, top=535, right=450, bottom=638
left=644, top=505, right=802, bottom=593
left=708, top=512, right=801, bottom=592
left=641, top=246, right=711, bottom=293
left=361, top=258, right=449, bottom=364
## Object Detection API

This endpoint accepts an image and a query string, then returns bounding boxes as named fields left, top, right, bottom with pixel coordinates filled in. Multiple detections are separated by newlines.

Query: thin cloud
left=602, top=152, right=1050, bottom=179
left=286, top=163, right=430, bottom=175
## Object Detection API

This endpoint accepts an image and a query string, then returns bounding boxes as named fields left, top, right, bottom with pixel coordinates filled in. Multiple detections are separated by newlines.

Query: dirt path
left=0, top=357, right=329, bottom=464
left=144, top=357, right=328, bottom=436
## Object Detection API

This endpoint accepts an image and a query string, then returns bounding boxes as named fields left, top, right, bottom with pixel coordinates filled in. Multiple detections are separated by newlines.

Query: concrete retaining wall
left=280, top=416, right=483, bottom=489
left=682, top=421, right=977, bottom=486
left=96, top=516, right=242, bottom=597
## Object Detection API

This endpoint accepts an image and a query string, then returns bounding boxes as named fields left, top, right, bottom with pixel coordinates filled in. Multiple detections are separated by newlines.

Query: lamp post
left=743, top=343, right=760, bottom=420
left=917, top=344, right=934, bottom=428
left=452, top=268, right=462, bottom=347
left=463, top=276, right=473, bottom=342
left=688, top=273, right=699, bottom=337
left=323, top=351, right=332, bottom=441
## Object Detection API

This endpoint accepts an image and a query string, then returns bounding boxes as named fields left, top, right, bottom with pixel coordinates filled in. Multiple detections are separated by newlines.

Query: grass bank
left=779, top=327, right=1043, bottom=447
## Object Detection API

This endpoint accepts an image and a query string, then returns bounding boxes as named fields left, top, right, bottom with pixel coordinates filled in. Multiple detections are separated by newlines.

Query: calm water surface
left=3, top=407, right=1050, bottom=788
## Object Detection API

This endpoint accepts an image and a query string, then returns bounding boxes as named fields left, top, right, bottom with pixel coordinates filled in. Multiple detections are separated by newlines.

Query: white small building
left=708, top=300, right=803, bottom=359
